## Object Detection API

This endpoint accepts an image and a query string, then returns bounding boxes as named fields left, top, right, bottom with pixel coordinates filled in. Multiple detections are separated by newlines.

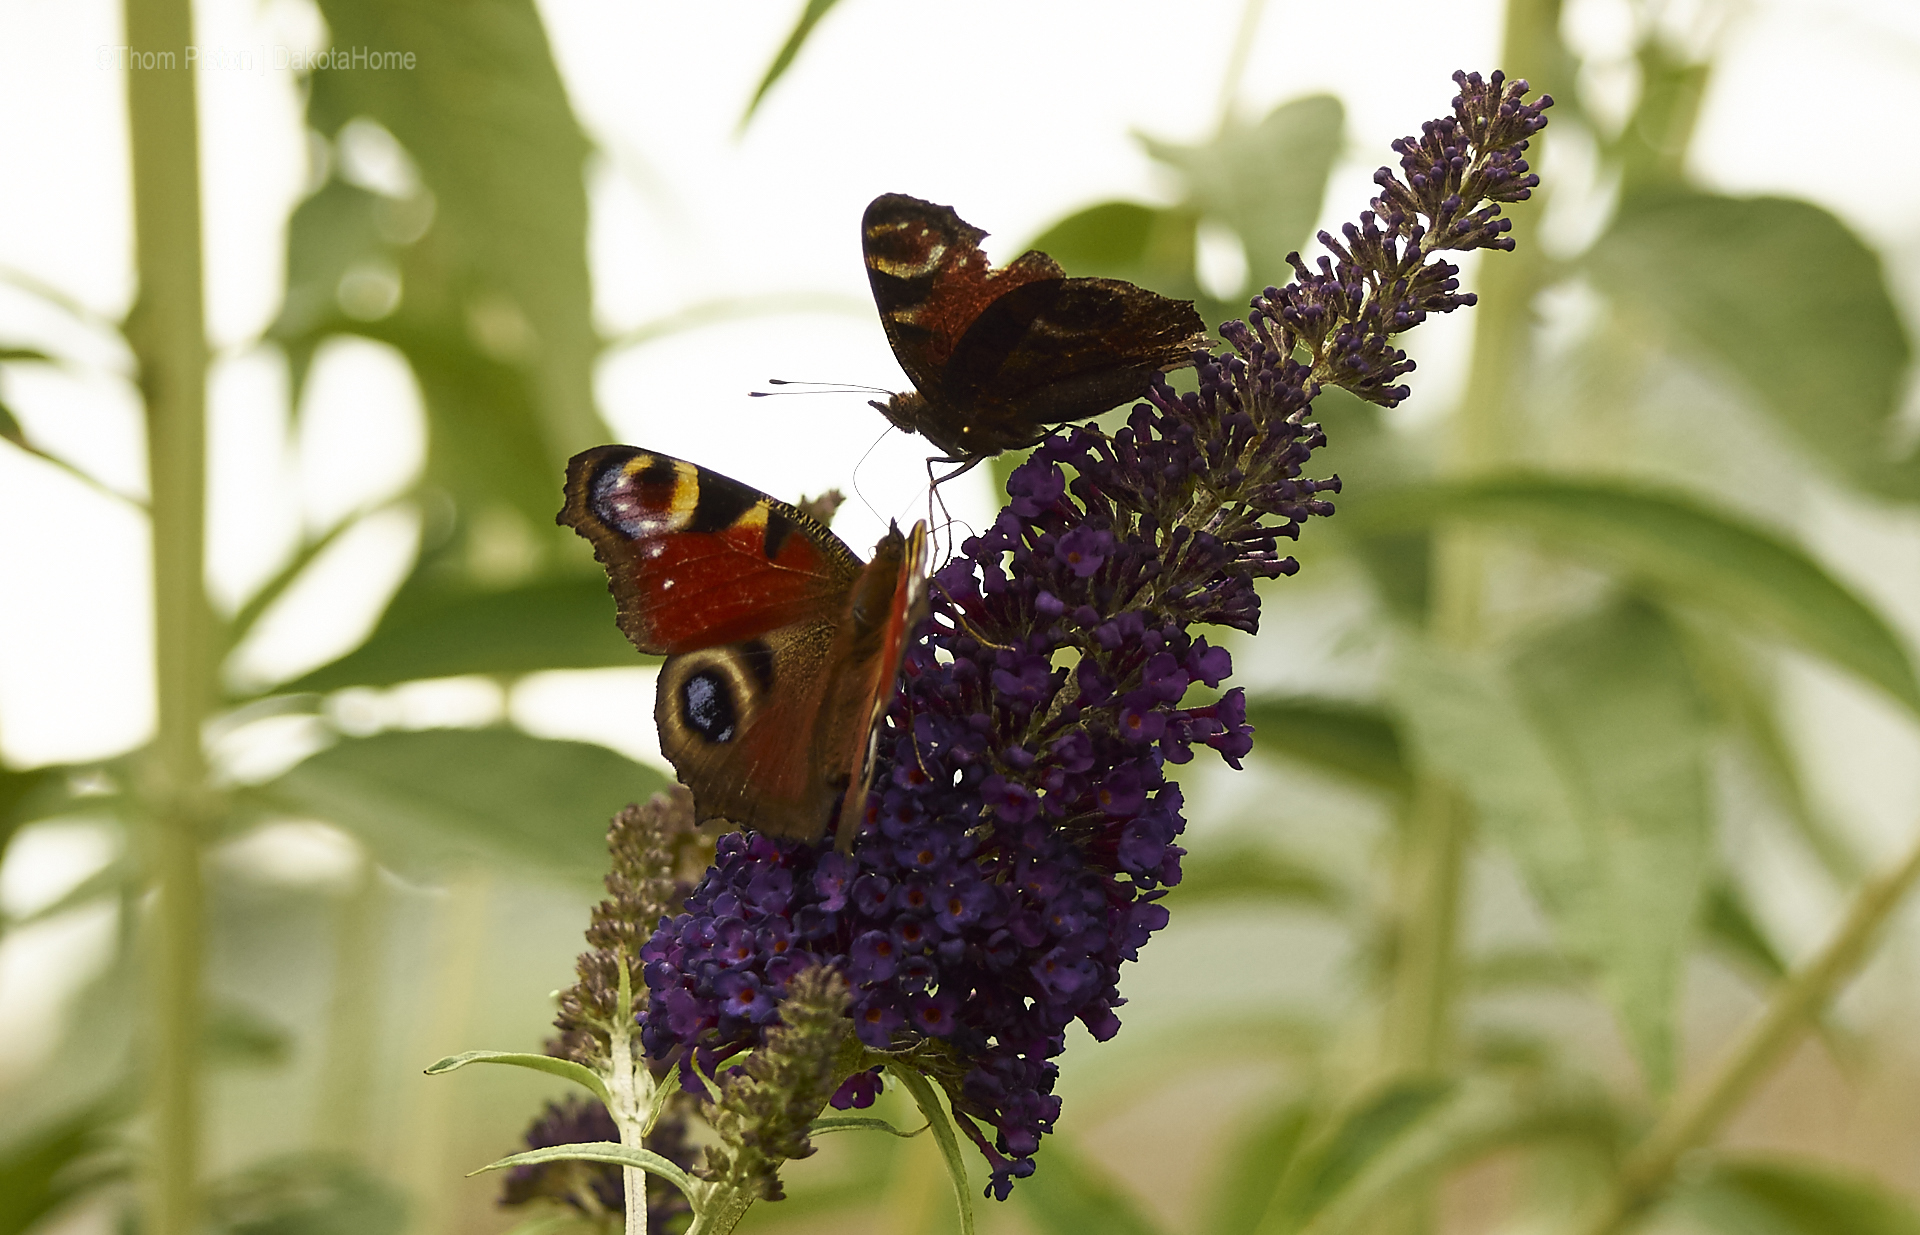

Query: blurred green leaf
left=1389, top=601, right=1714, bottom=1092
left=1349, top=476, right=1920, bottom=715
left=1015, top=1134, right=1167, bottom=1235
left=1144, top=95, right=1345, bottom=301
left=1172, top=843, right=1348, bottom=912
left=0, top=397, right=24, bottom=449
left=1508, top=598, right=1713, bottom=1090
left=286, top=0, right=605, bottom=533
left=1026, top=201, right=1200, bottom=299
left=1206, top=1099, right=1315, bottom=1235
left=1257, top=1078, right=1455, bottom=1233
left=741, top=0, right=844, bottom=128
left=1587, top=192, right=1916, bottom=498
left=1699, top=877, right=1789, bottom=984
left=424, top=1050, right=611, bottom=1107
left=1244, top=695, right=1410, bottom=797
left=1465, top=947, right=1588, bottom=992
left=1679, top=1158, right=1920, bottom=1235
left=244, top=728, right=667, bottom=885
left=279, top=576, right=640, bottom=693
left=0, top=1105, right=120, bottom=1235
left=0, top=764, right=64, bottom=852
left=205, top=1002, right=293, bottom=1069
left=206, top=1154, right=407, bottom=1235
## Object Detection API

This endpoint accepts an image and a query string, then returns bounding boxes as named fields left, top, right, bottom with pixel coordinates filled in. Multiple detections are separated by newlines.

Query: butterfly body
left=863, top=193, right=1210, bottom=463
left=560, top=445, right=929, bottom=848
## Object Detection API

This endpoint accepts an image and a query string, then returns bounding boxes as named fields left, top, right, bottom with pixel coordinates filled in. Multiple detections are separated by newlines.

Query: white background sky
left=3, top=0, right=1920, bottom=1075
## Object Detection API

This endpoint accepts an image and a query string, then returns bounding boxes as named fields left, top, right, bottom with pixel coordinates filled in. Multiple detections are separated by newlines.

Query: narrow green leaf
left=1172, top=844, right=1348, bottom=911
left=807, top=1115, right=926, bottom=1138
left=0, top=1105, right=120, bottom=1235
left=1015, top=1134, right=1167, bottom=1235
left=0, top=398, right=24, bottom=449
left=424, top=1050, right=610, bottom=1106
left=885, top=1064, right=976, bottom=1235
left=1349, top=476, right=1920, bottom=715
left=1263, top=1078, right=1455, bottom=1232
left=1205, top=1099, right=1315, bottom=1235
left=244, top=728, right=668, bottom=884
left=279, top=576, right=642, bottom=693
left=471, top=1140, right=698, bottom=1203
left=1699, top=878, right=1789, bottom=983
left=1244, top=695, right=1411, bottom=796
left=1680, top=1158, right=1920, bottom=1235
left=741, top=0, right=844, bottom=127
left=1588, top=192, right=1916, bottom=498
left=1143, top=95, right=1345, bottom=295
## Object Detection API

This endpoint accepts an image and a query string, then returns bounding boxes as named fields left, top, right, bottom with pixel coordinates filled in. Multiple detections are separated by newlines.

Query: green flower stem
left=1575, top=820, right=1920, bottom=1235
left=121, top=2, right=214, bottom=1234
left=608, top=963, right=653, bottom=1235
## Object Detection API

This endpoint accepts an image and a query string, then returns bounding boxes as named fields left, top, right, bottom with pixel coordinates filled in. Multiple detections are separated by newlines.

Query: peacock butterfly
left=862, top=192, right=1211, bottom=466
left=559, top=445, right=929, bottom=850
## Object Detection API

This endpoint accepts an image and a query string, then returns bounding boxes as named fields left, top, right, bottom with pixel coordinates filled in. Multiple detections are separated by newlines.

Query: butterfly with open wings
left=862, top=192, right=1211, bottom=468
left=560, top=445, right=929, bottom=851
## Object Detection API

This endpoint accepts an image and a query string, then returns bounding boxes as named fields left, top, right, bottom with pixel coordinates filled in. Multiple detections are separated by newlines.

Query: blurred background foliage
left=3, top=0, right=1920, bottom=1233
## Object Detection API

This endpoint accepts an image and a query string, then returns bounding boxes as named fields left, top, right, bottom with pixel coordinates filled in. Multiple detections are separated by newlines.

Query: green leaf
left=280, top=576, right=640, bottom=693
left=290, top=0, right=606, bottom=533
left=1143, top=95, right=1345, bottom=297
left=1205, top=1099, right=1315, bottom=1235
left=0, top=1105, right=120, bottom=1235
left=0, top=764, right=67, bottom=853
left=1026, top=201, right=1201, bottom=300
left=1679, top=1158, right=1920, bottom=1235
left=1244, top=695, right=1411, bottom=796
left=1504, top=598, right=1714, bottom=1090
left=1348, top=476, right=1920, bottom=715
left=424, top=1050, right=611, bottom=1106
left=472, top=1141, right=697, bottom=1206
left=885, top=1064, right=976, bottom=1235
left=741, top=0, right=845, bottom=127
left=0, top=398, right=24, bottom=449
left=244, top=728, right=668, bottom=884
left=1259, top=1078, right=1455, bottom=1233
left=206, top=1154, right=407, bottom=1235
left=1699, top=877, right=1789, bottom=983
left=1171, top=843, right=1348, bottom=912
left=1587, top=192, right=1916, bottom=498
left=1389, top=600, right=1714, bottom=1090
left=1015, top=1134, right=1167, bottom=1235
left=807, top=1115, right=926, bottom=1138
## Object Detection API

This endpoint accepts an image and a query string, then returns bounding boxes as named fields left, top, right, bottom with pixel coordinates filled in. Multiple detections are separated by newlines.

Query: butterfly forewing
left=560, top=445, right=929, bottom=847
left=560, top=445, right=861, bottom=655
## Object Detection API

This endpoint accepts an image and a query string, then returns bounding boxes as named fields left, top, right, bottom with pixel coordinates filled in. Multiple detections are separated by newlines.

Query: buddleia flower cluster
left=530, top=69, right=1551, bottom=1207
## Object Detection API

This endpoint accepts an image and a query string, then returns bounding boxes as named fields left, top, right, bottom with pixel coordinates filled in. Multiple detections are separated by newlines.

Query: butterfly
left=559, top=445, right=930, bottom=850
left=862, top=192, right=1211, bottom=467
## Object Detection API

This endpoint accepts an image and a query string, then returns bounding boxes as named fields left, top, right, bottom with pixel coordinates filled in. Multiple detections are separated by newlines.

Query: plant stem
left=122, top=2, right=213, bottom=1233
left=608, top=963, right=650, bottom=1235
left=1574, top=821, right=1920, bottom=1235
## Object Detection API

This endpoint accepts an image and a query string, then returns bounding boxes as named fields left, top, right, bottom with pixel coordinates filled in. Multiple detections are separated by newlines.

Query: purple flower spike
left=632, top=71, right=1548, bottom=1201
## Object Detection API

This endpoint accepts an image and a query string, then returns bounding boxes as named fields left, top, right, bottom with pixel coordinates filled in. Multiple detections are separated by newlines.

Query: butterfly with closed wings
left=862, top=192, right=1211, bottom=468
left=559, top=445, right=929, bottom=851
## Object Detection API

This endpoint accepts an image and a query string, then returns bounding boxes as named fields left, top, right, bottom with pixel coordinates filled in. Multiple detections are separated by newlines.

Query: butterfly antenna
left=749, top=377, right=896, bottom=398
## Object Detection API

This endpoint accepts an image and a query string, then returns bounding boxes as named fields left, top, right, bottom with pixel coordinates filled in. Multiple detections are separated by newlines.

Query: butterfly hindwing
left=560, top=445, right=929, bottom=844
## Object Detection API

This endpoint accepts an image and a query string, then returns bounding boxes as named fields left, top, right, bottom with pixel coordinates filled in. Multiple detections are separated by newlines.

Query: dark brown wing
left=944, top=274, right=1208, bottom=427
left=862, top=193, right=1063, bottom=395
